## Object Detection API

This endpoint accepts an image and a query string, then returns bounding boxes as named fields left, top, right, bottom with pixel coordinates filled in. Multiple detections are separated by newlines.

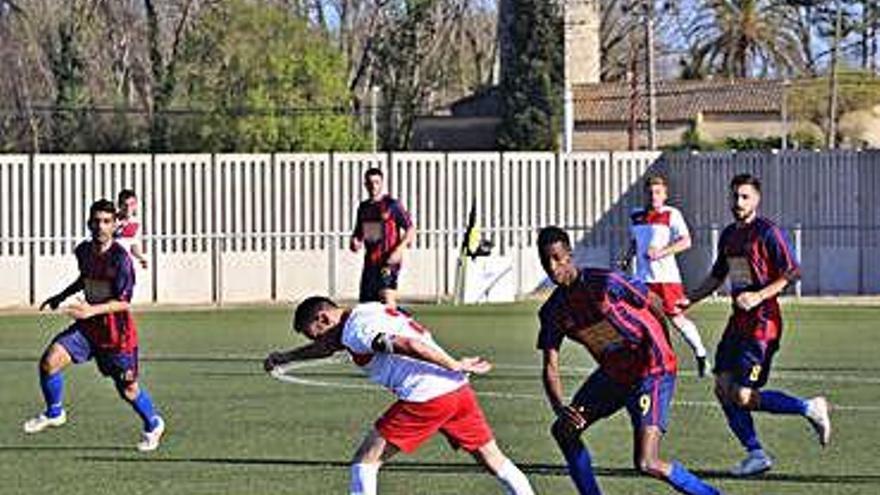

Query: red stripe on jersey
left=348, top=349, right=373, bottom=366
left=632, top=209, right=671, bottom=226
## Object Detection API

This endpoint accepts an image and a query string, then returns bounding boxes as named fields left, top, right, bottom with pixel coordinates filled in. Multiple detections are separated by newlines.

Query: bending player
left=679, top=174, right=830, bottom=476
left=625, top=174, right=709, bottom=376
left=23, top=199, right=165, bottom=451
left=536, top=226, right=719, bottom=495
left=264, top=297, right=534, bottom=495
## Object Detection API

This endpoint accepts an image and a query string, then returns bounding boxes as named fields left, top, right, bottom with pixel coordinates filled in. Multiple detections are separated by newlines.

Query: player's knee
left=116, top=380, right=139, bottom=401
left=731, top=387, right=757, bottom=409
left=40, top=346, right=65, bottom=374
left=635, top=456, right=665, bottom=479
left=550, top=419, right=577, bottom=445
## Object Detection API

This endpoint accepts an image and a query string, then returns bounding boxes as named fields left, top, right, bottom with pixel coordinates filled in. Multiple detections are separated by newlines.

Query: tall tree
left=497, top=0, right=563, bottom=150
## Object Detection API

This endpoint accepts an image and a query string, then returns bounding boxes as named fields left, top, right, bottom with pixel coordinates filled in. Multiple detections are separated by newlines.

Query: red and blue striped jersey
left=710, top=217, right=799, bottom=340
left=352, top=195, right=412, bottom=267
left=74, top=241, right=138, bottom=353
left=537, top=268, right=677, bottom=385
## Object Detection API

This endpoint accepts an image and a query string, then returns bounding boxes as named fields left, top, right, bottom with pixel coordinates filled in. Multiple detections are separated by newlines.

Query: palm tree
left=685, top=0, right=805, bottom=78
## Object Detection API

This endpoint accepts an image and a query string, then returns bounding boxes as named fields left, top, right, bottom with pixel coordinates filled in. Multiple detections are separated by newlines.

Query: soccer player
left=116, top=189, right=148, bottom=269
left=264, top=297, right=534, bottom=495
left=23, top=199, right=165, bottom=452
left=350, top=168, right=415, bottom=309
left=626, top=175, right=709, bottom=376
left=536, top=226, right=719, bottom=495
left=679, top=174, right=831, bottom=476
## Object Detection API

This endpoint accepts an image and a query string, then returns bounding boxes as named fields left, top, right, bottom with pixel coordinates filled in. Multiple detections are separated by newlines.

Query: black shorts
left=359, top=264, right=400, bottom=302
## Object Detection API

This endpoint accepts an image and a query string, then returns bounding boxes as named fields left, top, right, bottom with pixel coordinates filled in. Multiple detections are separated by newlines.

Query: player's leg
left=738, top=340, right=831, bottom=447
left=100, top=350, right=164, bottom=451
left=550, top=370, right=627, bottom=495
left=628, top=374, right=719, bottom=494
left=24, top=327, right=91, bottom=433
left=377, top=265, right=400, bottom=309
left=439, top=385, right=533, bottom=495
left=470, top=440, right=534, bottom=495
left=359, top=265, right=380, bottom=304
left=651, top=283, right=708, bottom=376
left=670, top=313, right=708, bottom=375
left=350, top=428, right=400, bottom=495
left=715, top=371, right=771, bottom=476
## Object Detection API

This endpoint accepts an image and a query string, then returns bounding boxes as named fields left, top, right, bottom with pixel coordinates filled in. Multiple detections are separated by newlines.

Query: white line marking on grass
left=269, top=359, right=880, bottom=413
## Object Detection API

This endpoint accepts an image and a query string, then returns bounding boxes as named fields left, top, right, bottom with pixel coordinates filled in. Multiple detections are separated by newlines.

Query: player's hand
left=39, top=294, right=64, bottom=311
left=457, top=356, right=492, bottom=374
left=386, top=248, right=404, bottom=266
left=263, top=351, right=285, bottom=373
left=555, top=405, right=588, bottom=431
left=349, top=237, right=362, bottom=253
left=647, top=247, right=664, bottom=261
left=63, top=301, right=96, bottom=320
left=675, top=297, right=692, bottom=311
left=735, top=291, right=763, bottom=311
left=138, top=256, right=149, bottom=269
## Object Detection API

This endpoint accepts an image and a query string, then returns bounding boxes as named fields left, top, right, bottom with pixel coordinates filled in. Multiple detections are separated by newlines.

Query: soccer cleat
left=730, top=450, right=773, bottom=477
left=805, top=396, right=831, bottom=447
left=696, top=355, right=709, bottom=378
left=137, top=416, right=166, bottom=452
left=23, top=410, right=67, bottom=434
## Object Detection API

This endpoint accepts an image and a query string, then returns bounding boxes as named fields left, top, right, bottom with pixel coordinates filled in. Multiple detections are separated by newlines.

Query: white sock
left=675, top=317, right=707, bottom=358
left=496, top=458, right=534, bottom=495
left=350, top=463, right=379, bottom=495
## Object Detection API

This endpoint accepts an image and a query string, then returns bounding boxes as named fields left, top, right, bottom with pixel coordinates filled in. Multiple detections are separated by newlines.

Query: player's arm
left=350, top=205, right=364, bottom=252
left=130, top=243, right=149, bottom=269
left=387, top=203, right=415, bottom=264
left=542, top=348, right=587, bottom=429
left=64, top=298, right=131, bottom=320
left=680, top=230, right=729, bottom=309
left=651, top=233, right=692, bottom=260
left=617, top=239, right=636, bottom=272
left=264, top=339, right=341, bottom=372
left=646, top=291, right=673, bottom=335
left=737, top=227, right=800, bottom=311
left=372, top=333, right=490, bottom=374
left=40, top=277, right=85, bottom=310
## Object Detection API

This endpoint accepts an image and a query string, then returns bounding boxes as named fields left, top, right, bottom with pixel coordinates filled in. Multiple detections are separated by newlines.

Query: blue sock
left=666, top=461, right=720, bottom=495
left=127, top=388, right=160, bottom=432
left=561, top=441, right=602, bottom=495
left=39, top=371, right=64, bottom=418
left=721, top=402, right=762, bottom=452
left=758, top=390, right=808, bottom=415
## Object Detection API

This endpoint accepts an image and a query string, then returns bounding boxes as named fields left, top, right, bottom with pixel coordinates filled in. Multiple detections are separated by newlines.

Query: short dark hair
left=292, top=296, right=338, bottom=334
left=537, top=226, right=571, bottom=252
left=117, top=189, right=137, bottom=205
left=730, top=173, right=761, bottom=193
left=89, top=199, right=117, bottom=219
left=644, top=174, right=668, bottom=190
left=364, top=167, right=383, bottom=180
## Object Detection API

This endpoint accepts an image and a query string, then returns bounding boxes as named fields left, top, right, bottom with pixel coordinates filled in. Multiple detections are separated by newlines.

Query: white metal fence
left=0, top=150, right=878, bottom=307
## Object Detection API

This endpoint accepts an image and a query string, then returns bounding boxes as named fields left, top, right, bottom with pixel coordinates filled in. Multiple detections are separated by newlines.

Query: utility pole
left=628, top=40, right=639, bottom=150
left=644, top=0, right=657, bottom=150
left=827, top=0, right=842, bottom=149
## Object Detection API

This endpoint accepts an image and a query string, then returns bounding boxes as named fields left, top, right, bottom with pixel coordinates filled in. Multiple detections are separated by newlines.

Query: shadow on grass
left=76, top=456, right=880, bottom=485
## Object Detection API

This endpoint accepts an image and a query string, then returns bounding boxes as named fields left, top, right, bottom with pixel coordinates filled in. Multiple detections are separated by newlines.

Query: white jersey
left=115, top=215, right=142, bottom=262
left=341, top=303, right=468, bottom=402
left=629, top=205, right=689, bottom=283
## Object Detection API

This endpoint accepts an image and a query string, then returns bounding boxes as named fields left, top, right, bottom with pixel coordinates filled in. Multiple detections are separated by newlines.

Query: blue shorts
left=53, top=325, right=139, bottom=385
left=359, top=264, right=400, bottom=303
left=570, top=370, right=676, bottom=432
left=714, top=334, right=779, bottom=388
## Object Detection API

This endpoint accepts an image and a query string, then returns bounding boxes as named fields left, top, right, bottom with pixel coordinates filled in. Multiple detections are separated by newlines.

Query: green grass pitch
left=1, top=301, right=879, bottom=494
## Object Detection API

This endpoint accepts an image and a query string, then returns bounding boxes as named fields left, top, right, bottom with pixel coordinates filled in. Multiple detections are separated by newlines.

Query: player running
left=264, top=297, right=534, bottom=495
left=625, top=174, right=709, bottom=376
left=536, top=226, right=720, bottom=495
left=23, top=199, right=165, bottom=452
left=679, top=174, right=831, bottom=476
left=350, top=168, right=415, bottom=309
